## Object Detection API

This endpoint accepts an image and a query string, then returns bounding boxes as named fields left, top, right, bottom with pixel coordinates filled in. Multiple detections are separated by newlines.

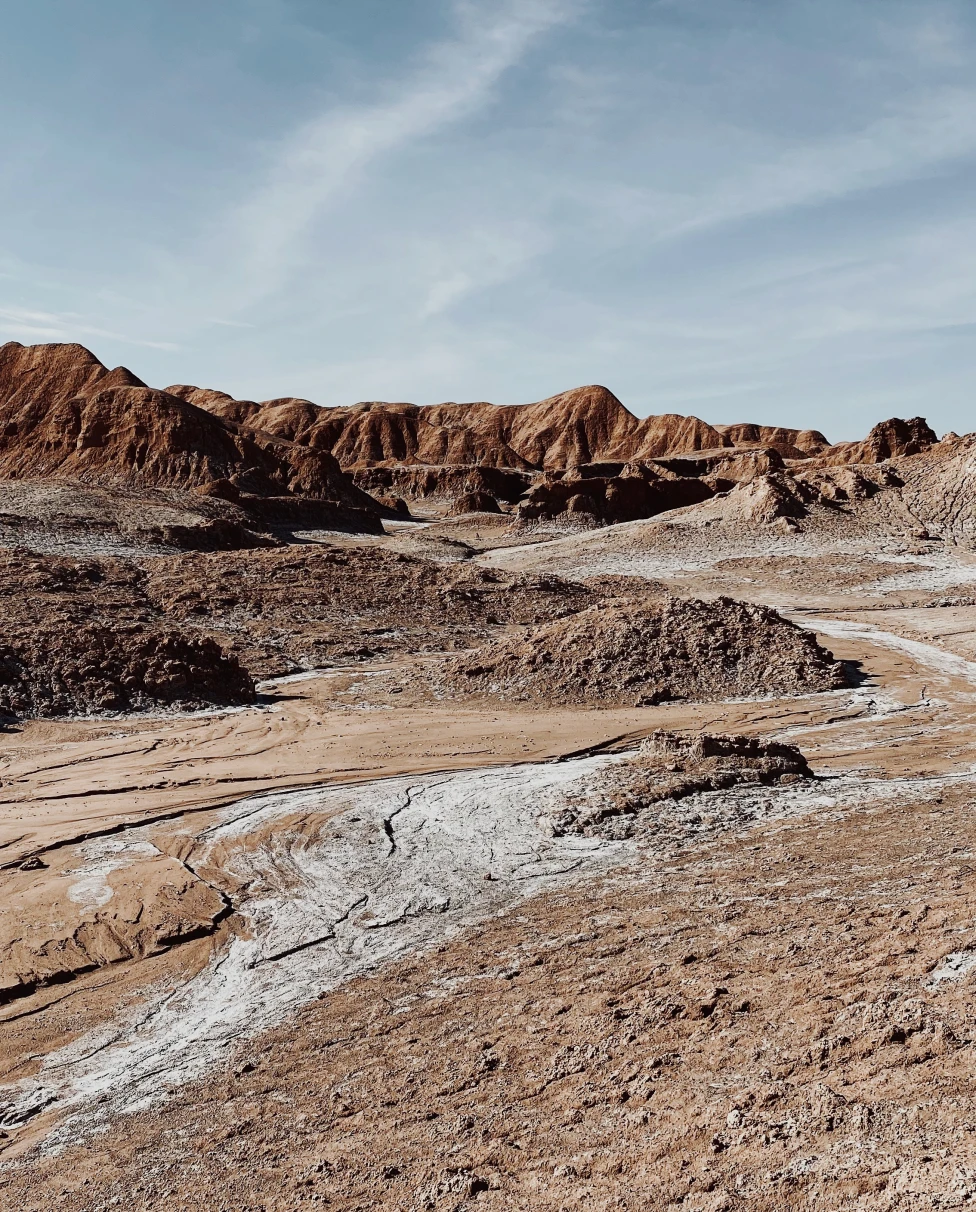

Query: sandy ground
left=6, top=525, right=976, bottom=1208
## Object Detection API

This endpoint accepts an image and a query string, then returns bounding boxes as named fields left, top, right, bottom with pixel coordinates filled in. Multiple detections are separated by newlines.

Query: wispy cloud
left=656, top=88, right=976, bottom=240
left=415, top=221, right=551, bottom=318
left=221, top=0, right=581, bottom=303
left=0, top=306, right=178, bottom=351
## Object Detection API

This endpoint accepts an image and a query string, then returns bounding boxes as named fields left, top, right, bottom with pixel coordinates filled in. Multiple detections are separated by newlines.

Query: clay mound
left=439, top=596, right=846, bottom=707
left=351, top=464, right=529, bottom=505
left=716, top=423, right=830, bottom=457
left=554, top=730, right=813, bottom=837
left=0, top=625, right=255, bottom=720
left=447, top=490, right=501, bottom=516
left=824, top=416, right=939, bottom=465
left=0, top=344, right=385, bottom=528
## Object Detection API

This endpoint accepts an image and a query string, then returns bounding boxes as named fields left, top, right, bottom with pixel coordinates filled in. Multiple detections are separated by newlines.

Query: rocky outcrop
left=517, top=464, right=714, bottom=526
left=553, top=730, right=813, bottom=837
left=894, top=435, right=976, bottom=545
left=650, top=447, right=786, bottom=485
left=715, top=423, right=831, bottom=457
left=823, top=417, right=939, bottom=465
left=350, top=464, right=529, bottom=505
left=0, top=343, right=387, bottom=529
left=438, top=595, right=846, bottom=707
left=447, top=491, right=501, bottom=515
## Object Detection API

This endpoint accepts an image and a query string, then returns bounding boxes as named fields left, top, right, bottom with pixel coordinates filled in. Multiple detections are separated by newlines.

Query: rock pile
left=0, top=545, right=617, bottom=689
left=0, top=626, right=254, bottom=720
left=553, top=730, right=813, bottom=836
left=439, top=596, right=846, bottom=707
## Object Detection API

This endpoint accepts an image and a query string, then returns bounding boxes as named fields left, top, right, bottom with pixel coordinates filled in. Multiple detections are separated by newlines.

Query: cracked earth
left=6, top=528, right=976, bottom=1209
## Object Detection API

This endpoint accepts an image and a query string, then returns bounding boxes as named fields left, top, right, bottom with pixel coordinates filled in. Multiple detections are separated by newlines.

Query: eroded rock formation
left=0, top=343, right=387, bottom=530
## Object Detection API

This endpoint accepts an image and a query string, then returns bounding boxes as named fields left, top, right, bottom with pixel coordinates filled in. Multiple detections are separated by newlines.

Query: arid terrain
left=3, top=341, right=976, bottom=1209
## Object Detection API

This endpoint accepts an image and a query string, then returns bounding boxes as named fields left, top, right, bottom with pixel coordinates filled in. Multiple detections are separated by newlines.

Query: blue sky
left=2, top=0, right=976, bottom=438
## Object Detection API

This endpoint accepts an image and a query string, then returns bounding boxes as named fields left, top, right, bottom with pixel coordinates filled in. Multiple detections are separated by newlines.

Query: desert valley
left=2, top=339, right=976, bottom=1210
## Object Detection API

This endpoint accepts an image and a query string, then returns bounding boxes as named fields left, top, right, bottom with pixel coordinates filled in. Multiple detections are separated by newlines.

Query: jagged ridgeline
left=0, top=340, right=949, bottom=535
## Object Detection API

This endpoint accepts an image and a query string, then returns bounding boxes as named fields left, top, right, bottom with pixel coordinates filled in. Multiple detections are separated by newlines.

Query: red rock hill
left=0, top=342, right=382, bottom=520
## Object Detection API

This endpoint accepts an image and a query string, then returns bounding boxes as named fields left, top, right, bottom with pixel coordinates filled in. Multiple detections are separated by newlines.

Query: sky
left=2, top=0, right=976, bottom=439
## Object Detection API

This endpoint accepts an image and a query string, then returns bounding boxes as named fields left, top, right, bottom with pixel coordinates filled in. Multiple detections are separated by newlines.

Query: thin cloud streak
left=0, top=307, right=179, bottom=352
left=653, top=88, right=976, bottom=241
left=221, top=0, right=581, bottom=304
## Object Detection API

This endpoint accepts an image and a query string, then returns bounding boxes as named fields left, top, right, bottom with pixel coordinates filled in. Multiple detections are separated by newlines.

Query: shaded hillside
left=0, top=343, right=386, bottom=528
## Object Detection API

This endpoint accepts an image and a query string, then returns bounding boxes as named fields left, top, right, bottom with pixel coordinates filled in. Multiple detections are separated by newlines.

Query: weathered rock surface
left=715, top=422, right=831, bottom=457
left=554, top=729, right=813, bottom=836
left=350, top=464, right=529, bottom=506
left=447, top=490, right=501, bottom=516
left=517, top=464, right=713, bottom=526
left=893, top=434, right=976, bottom=545
left=439, top=596, right=846, bottom=706
left=821, top=416, right=939, bottom=465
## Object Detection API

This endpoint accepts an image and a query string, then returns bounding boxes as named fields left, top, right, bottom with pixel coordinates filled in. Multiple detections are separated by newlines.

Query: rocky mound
left=447, top=490, right=501, bottom=515
left=825, top=417, right=939, bottom=465
left=0, top=545, right=619, bottom=683
left=439, top=596, right=846, bottom=706
left=143, top=547, right=607, bottom=677
left=350, top=464, right=529, bottom=506
left=0, top=343, right=386, bottom=529
left=0, top=479, right=285, bottom=558
left=554, top=730, right=813, bottom=837
left=517, top=464, right=713, bottom=526
left=0, top=626, right=255, bottom=720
